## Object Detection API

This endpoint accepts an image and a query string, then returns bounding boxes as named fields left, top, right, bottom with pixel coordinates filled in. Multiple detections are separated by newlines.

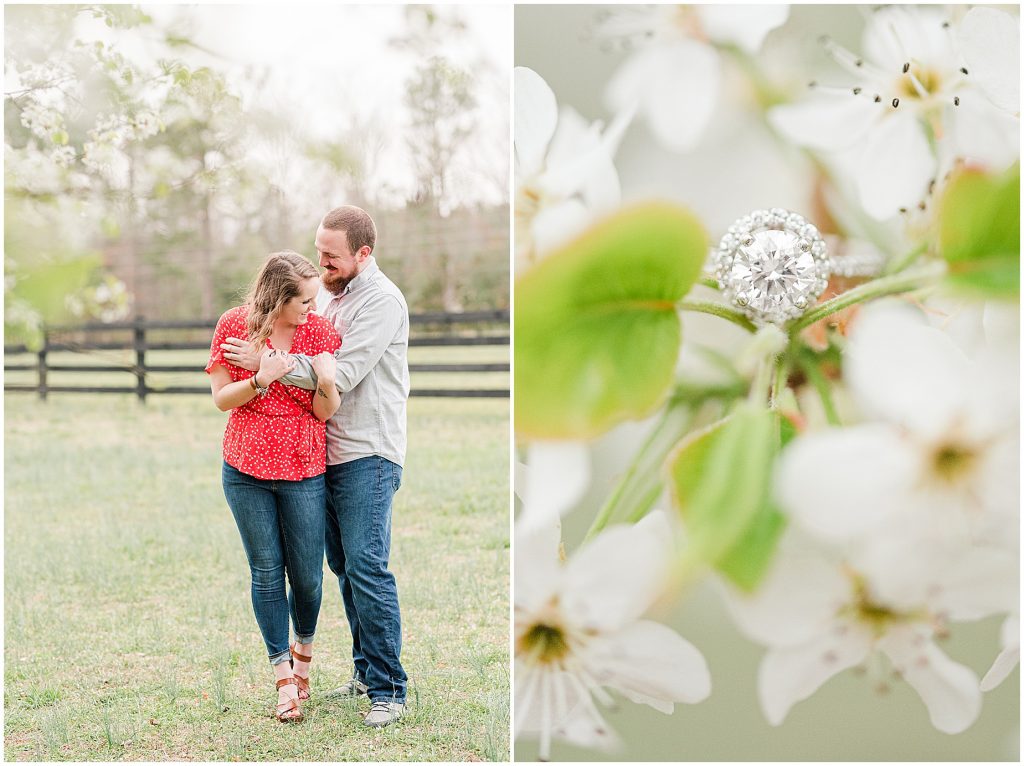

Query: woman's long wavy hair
left=244, top=251, right=319, bottom=347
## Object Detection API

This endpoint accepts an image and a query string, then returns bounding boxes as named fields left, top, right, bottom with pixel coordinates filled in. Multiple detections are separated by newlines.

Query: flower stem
left=882, top=242, right=929, bottom=276
left=583, top=398, right=693, bottom=542
left=678, top=300, right=757, bottom=333
left=798, top=353, right=840, bottom=426
left=789, top=265, right=943, bottom=332
left=770, top=356, right=789, bottom=411
left=748, top=356, right=773, bottom=406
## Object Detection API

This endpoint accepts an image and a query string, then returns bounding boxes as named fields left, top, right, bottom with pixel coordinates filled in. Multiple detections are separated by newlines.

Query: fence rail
left=4, top=312, right=509, bottom=400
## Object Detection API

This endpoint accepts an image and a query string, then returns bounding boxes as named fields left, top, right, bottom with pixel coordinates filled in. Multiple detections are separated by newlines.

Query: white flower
left=516, top=441, right=590, bottom=534
left=769, top=6, right=1019, bottom=219
left=600, top=5, right=789, bottom=152
left=777, top=301, right=1019, bottom=553
left=725, top=534, right=1014, bottom=733
left=981, top=614, right=1019, bottom=692
left=515, top=512, right=711, bottom=759
left=19, top=103, right=64, bottom=140
left=514, top=66, right=630, bottom=269
left=131, top=111, right=160, bottom=139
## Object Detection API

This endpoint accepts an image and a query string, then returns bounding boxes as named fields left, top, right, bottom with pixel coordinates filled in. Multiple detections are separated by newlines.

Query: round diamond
left=724, top=229, right=821, bottom=323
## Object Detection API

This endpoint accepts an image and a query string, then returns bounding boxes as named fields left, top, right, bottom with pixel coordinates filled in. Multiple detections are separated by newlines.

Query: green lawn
left=4, top=394, right=510, bottom=761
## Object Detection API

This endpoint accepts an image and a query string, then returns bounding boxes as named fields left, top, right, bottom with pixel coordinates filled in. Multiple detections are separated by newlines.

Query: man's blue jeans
left=325, top=456, right=407, bottom=702
left=222, top=462, right=325, bottom=665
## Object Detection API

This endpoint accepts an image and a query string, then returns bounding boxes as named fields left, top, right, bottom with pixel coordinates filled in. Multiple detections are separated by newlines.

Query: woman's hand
left=311, top=351, right=337, bottom=384
left=257, top=348, right=296, bottom=385
left=311, top=352, right=340, bottom=421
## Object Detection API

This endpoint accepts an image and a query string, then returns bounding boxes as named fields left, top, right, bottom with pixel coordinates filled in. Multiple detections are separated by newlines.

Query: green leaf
left=514, top=203, right=708, bottom=438
left=716, top=504, right=787, bottom=591
left=10, top=253, right=101, bottom=322
left=938, top=163, right=1019, bottom=297
left=669, top=404, right=783, bottom=590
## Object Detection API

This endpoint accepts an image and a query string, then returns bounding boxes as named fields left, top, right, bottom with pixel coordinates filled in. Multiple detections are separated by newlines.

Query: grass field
left=3, top=392, right=510, bottom=761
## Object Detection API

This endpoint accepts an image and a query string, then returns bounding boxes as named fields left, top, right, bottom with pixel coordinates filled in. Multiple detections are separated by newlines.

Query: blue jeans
left=325, top=457, right=407, bottom=702
left=221, top=462, right=326, bottom=666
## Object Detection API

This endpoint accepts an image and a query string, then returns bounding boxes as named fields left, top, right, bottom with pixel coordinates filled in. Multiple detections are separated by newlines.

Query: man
left=221, top=205, right=410, bottom=728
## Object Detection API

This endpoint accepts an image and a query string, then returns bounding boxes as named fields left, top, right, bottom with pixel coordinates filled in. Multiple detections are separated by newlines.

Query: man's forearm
left=280, top=354, right=317, bottom=390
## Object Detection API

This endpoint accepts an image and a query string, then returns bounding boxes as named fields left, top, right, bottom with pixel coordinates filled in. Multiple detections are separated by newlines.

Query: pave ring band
left=711, top=208, right=883, bottom=326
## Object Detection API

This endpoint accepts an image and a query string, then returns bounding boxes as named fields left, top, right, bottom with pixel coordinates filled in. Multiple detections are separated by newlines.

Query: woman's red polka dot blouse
left=205, top=305, right=341, bottom=480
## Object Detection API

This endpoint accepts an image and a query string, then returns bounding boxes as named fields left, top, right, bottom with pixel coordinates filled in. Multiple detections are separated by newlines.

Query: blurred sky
left=67, top=3, right=511, bottom=209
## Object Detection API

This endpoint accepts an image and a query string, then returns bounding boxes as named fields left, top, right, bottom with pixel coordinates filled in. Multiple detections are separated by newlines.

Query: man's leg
left=328, top=456, right=407, bottom=704
left=324, top=464, right=369, bottom=686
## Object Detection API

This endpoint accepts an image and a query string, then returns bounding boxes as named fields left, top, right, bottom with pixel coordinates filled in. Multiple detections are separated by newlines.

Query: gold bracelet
left=250, top=375, right=269, bottom=397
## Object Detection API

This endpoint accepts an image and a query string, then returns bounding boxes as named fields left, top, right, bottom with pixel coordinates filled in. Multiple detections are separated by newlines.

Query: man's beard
left=321, top=269, right=354, bottom=295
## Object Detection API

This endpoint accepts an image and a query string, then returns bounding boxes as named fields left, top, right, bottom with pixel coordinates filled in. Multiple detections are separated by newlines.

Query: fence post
left=38, top=328, right=48, bottom=402
left=134, top=317, right=147, bottom=403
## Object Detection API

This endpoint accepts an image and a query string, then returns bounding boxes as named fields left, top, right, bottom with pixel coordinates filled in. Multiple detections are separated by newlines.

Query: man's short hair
left=322, top=205, right=376, bottom=254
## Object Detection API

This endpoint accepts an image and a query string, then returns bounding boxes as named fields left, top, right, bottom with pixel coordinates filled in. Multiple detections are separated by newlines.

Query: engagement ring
left=712, top=208, right=883, bottom=326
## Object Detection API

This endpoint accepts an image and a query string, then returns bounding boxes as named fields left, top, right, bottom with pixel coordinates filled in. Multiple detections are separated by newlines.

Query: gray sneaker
left=327, top=678, right=368, bottom=698
left=363, top=699, right=405, bottom=728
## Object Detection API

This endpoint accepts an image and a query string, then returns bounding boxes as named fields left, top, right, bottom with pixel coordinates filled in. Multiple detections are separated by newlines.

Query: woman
left=205, top=250, right=340, bottom=723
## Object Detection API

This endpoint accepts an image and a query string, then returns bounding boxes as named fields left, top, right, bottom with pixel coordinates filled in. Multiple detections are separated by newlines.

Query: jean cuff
left=269, top=649, right=292, bottom=666
left=293, top=633, right=315, bottom=647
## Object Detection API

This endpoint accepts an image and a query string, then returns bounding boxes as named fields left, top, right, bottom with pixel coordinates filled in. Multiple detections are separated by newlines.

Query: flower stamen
left=929, top=441, right=979, bottom=485
left=519, top=622, right=572, bottom=664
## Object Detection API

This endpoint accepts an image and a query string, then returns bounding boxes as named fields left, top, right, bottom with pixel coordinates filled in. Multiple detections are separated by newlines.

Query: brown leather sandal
left=291, top=643, right=312, bottom=701
left=275, top=677, right=303, bottom=723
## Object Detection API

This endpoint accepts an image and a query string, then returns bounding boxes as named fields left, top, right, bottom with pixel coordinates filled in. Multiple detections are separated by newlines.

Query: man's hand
left=221, top=337, right=261, bottom=371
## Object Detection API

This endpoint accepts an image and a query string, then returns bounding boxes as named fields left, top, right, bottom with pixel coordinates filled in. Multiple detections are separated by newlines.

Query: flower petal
left=863, top=6, right=953, bottom=72
left=957, top=7, right=1020, bottom=113
left=845, top=301, right=971, bottom=440
left=981, top=615, right=1020, bottom=691
left=560, top=511, right=673, bottom=631
left=758, top=622, right=873, bottom=726
left=855, top=537, right=1017, bottom=620
left=696, top=5, right=789, bottom=53
left=973, top=436, right=1020, bottom=549
left=530, top=198, right=592, bottom=257
left=946, top=95, right=1020, bottom=172
left=514, top=518, right=563, bottom=614
left=879, top=625, right=982, bottom=734
left=519, top=441, right=590, bottom=534
left=928, top=546, right=1018, bottom=621
left=514, top=664, right=620, bottom=755
left=723, top=536, right=850, bottom=647
left=585, top=619, right=711, bottom=711
left=855, top=112, right=936, bottom=219
left=606, top=40, right=720, bottom=152
left=514, top=67, right=557, bottom=175
left=776, top=424, right=920, bottom=544
left=544, top=107, right=623, bottom=214
left=768, top=96, right=880, bottom=152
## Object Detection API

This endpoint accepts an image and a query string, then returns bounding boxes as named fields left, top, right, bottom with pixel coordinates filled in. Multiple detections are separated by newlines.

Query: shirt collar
left=340, top=256, right=378, bottom=297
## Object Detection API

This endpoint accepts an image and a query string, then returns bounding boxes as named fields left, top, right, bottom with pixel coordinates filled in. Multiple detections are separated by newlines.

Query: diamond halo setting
left=715, top=208, right=830, bottom=326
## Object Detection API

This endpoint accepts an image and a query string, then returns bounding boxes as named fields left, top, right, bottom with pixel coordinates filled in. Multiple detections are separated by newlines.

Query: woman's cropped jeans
left=222, top=462, right=325, bottom=666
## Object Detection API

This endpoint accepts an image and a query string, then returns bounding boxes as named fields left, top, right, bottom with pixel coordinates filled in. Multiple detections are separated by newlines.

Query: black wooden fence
left=4, top=310, right=509, bottom=400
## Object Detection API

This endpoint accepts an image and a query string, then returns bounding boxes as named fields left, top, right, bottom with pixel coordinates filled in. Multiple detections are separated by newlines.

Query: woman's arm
left=310, top=352, right=341, bottom=422
left=209, top=350, right=296, bottom=411
left=209, top=364, right=262, bottom=411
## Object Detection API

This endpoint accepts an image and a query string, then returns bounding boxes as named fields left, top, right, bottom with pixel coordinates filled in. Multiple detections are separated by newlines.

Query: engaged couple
left=205, top=205, right=411, bottom=726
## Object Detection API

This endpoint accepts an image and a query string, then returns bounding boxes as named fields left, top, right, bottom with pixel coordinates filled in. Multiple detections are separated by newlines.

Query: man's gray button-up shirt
left=282, top=257, right=410, bottom=467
